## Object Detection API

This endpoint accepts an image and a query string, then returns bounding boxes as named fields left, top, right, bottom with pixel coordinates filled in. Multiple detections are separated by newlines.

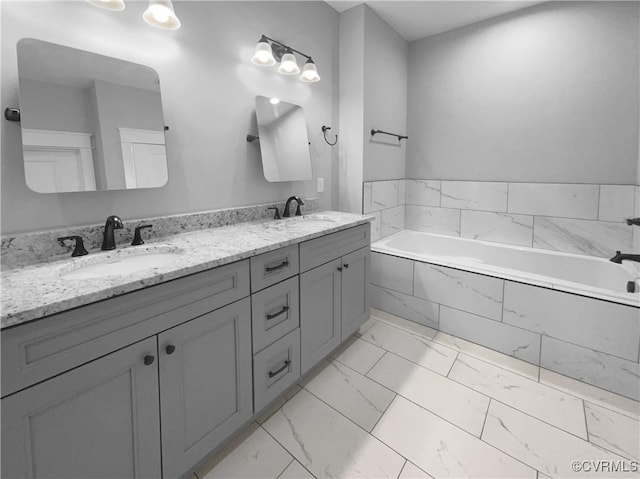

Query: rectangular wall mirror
left=255, top=96, right=312, bottom=182
left=16, top=38, right=169, bottom=193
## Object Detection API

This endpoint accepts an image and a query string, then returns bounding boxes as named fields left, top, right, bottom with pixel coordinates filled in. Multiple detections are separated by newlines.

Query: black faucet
left=610, top=251, right=640, bottom=264
left=57, top=236, right=89, bottom=257
left=283, top=196, right=304, bottom=218
left=626, top=218, right=640, bottom=226
left=101, top=215, right=123, bottom=250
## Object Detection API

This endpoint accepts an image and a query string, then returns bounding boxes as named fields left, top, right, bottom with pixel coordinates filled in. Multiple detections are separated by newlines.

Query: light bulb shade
left=87, top=0, right=125, bottom=11
left=277, top=52, right=300, bottom=75
left=143, top=0, right=181, bottom=30
left=251, top=39, right=276, bottom=67
left=300, top=59, right=320, bottom=82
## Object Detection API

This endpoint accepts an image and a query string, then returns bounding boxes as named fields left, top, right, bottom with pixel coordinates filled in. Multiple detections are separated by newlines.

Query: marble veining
left=1, top=210, right=371, bottom=328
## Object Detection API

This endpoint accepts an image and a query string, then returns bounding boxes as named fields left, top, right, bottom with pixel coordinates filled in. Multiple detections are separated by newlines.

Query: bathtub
left=371, top=230, right=640, bottom=400
left=373, top=230, right=639, bottom=307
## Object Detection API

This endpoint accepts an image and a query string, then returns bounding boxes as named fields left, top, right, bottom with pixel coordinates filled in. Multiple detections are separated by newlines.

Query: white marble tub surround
left=0, top=198, right=319, bottom=269
left=371, top=231, right=640, bottom=400
left=1, top=210, right=371, bottom=329
left=366, top=179, right=637, bottom=257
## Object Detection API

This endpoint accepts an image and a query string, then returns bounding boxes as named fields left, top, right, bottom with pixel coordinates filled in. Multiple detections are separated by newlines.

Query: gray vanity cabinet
left=299, top=224, right=371, bottom=374
left=1, top=337, right=162, bottom=479
left=340, top=246, right=371, bottom=339
left=300, top=258, right=343, bottom=373
left=158, top=298, right=253, bottom=479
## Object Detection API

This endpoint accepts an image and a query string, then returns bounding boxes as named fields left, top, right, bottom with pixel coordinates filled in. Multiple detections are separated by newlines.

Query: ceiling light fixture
left=251, top=35, right=320, bottom=83
left=86, top=0, right=125, bottom=11
left=143, top=0, right=181, bottom=30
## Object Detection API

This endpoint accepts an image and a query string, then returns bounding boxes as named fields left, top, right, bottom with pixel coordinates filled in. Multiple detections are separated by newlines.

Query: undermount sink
left=61, top=247, right=184, bottom=280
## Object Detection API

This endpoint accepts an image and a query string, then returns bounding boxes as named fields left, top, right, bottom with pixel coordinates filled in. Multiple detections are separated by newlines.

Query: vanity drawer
left=253, top=328, right=300, bottom=413
left=299, top=223, right=370, bottom=272
left=251, top=276, right=299, bottom=353
left=250, top=244, right=299, bottom=292
left=1, top=260, right=250, bottom=397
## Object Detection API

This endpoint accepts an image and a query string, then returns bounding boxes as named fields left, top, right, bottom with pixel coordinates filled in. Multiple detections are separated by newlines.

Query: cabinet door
left=341, top=246, right=371, bottom=340
left=1, top=337, right=161, bottom=479
left=300, top=258, right=342, bottom=374
left=158, top=298, right=253, bottom=479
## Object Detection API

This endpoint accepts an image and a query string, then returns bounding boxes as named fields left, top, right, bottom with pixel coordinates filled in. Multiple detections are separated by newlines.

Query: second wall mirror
left=16, top=38, right=169, bottom=194
left=255, top=95, right=312, bottom=182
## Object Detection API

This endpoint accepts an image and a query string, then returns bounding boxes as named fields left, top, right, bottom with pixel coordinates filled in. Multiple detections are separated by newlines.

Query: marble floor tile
left=256, top=385, right=303, bottom=425
left=360, top=321, right=457, bottom=375
left=370, top=308, right=438, bottom=339
left=372, top=396, right=535, bottom=478
left=433, top=331, right=539, bottom=381
left=263, top=389, right=405, bottom=479
left=367, top=352, right=490, bottom=436
left=449, top=355, right=587, bottom=438
left=585, top=402, right=640, bottom=460
left=198, top=423, right=292, bottom=479
left=483, top=401, right=628, bottom=478
left=356, top=317, right=377, bottom=337
left=539, top=368, right=640, bottom=420
left=398, top=460, right=433, bottom=479
left=302, top=360, right=396, bottom=431
left=330, top=336, right=386, bottom=375
left=278, top=460, right=316, bottom=479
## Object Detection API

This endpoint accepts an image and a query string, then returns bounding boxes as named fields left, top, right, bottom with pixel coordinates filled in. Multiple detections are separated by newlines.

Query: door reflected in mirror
left=255, top=96, right=312, bottom=182
left=16, top=39, right=169, bottom=193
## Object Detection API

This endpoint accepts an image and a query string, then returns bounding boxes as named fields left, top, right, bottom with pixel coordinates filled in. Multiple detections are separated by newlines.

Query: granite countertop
left=1, top=211, right=372, bottom=329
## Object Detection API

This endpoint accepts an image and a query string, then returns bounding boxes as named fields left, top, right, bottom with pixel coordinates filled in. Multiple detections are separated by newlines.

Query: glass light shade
left=300, top=60, right=320, bottom=82
left=277, top=52, right=300, bottom=75
left=87, top=0, right=125, bottom=11
left=143, top=0, right=181, bottom=30
left=251, top=41, right=276, bottom=67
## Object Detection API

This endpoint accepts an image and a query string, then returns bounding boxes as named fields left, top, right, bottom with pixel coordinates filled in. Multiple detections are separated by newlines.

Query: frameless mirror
left=16, top=38, right=169, bottom=193
left=255, top=95, right=312, bottom=182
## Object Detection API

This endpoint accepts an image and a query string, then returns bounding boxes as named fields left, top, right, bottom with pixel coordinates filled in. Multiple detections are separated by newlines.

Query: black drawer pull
left=265, top=260, right=289, bottom=273
left=268, top=360, right=291, bottom=378
left=143, top=355, right=155, bottom=366
left=343, top=263, right=349, bottom=269
left=267, top=306, right=290, bottom=320
left=165, top=344, right=176, bottom=355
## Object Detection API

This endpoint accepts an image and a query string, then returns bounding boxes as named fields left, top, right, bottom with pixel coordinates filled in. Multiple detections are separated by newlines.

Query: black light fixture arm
left=260, top=35, right=312, bottom=61
left=371, top=129, right=408, bottom=141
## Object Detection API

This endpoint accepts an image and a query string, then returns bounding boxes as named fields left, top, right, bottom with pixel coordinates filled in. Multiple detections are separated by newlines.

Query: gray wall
left=363, top=6, right=407, bottom=182
left=1, top=1, right=339, bottom=234
left=407, top=1, right=640, bottom=184
left=338, top=4, right=407, bottom=213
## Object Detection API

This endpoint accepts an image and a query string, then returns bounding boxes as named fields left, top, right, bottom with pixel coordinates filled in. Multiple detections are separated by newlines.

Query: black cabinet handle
left=144, top=355, right=155, bottom=366
left=165, top=344, right=176, bottom=355
left=265, top=260, right=289, bottom=273
left=343, top=264, right=349, bottom=269
left=337, top=266, right=343, bottom=272
left=268, top=360, right=291, bottom=378
left=267, top=306, right=289, bottom=320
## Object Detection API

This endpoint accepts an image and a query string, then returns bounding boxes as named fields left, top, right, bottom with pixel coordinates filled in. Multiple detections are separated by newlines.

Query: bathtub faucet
left=610, top=251, right=640, bottom=264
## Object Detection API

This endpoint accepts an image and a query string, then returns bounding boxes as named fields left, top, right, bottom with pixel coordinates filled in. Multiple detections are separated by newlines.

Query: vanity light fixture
left=251, top=35, right=320, bottom=83
left=251, top=36, right=276, bottom=66
left=86, top=0, right=125, bottom=11
left=87, top=0, right=181, bottom=29
left=143, top=0, right=181, bottom=30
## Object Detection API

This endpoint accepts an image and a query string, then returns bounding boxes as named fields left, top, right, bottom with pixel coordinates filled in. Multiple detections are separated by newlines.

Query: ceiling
left=324, top=1, right=545, bottom=41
